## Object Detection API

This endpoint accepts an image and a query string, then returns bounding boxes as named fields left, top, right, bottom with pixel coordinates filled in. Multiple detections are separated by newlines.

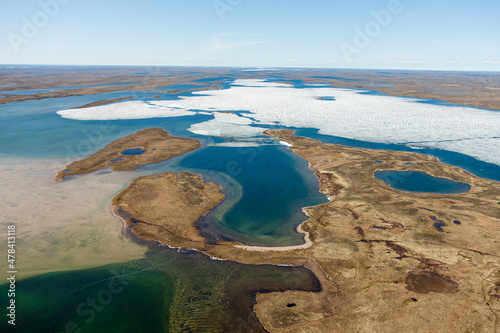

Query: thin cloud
left=395, top=60, right=437, bottom=64
left=205, top=33, right=268, bottom=51
left=483, top=60, right=500, bottom=65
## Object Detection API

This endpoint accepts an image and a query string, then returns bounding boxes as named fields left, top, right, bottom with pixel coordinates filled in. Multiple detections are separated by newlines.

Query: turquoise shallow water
left=2, top=267, right=174, bottom=332
left=0, top=83, right=327, bottom=246
left=0, top=91, right=212, bottom=157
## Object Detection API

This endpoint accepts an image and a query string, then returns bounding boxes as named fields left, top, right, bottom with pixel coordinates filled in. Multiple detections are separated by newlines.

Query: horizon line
left=1, top=63, right=499, bottom=73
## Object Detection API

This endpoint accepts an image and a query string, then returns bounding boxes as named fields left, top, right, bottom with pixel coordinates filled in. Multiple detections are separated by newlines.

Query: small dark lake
left=121, top=148, right=146, bottom=156
left=374, top=171, right=471, bottom=194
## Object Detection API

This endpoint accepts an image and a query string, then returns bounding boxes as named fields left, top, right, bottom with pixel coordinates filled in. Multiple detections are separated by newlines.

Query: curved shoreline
left=233, top=207, right=316, bottom=252
left=110, top=202, right=321, bottom=268
left=112, top=199, right=318, bottom=255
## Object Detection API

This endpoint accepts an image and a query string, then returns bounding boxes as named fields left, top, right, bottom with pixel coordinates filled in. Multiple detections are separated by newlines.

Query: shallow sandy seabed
left=0, top=156, right=146, bottom=278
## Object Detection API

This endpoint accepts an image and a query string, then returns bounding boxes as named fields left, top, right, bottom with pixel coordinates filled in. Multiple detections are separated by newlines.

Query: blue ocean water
left=295, top=129, right=500, bottom=182
left=0, top=88, right=55, bottom=95
left=1, top=74, right=498, bottom=246
left=155, top=84, right=209, bottom=90
left=374, top=170, right=471, bottom=194
left=193, top=77, right=233, bottom=83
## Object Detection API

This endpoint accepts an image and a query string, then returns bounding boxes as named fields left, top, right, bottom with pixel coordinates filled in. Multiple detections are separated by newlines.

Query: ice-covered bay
left=57, top=80, right=500, bottom=165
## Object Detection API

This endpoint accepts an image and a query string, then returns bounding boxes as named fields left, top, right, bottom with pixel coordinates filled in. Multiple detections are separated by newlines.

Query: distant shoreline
left=234, top=207, right=316, bottom=252
left=1, top=66, right=499, bottom=110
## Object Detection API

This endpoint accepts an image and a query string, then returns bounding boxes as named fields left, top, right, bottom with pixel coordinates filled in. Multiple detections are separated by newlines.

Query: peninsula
left=112, top=171, right=225, bottom=249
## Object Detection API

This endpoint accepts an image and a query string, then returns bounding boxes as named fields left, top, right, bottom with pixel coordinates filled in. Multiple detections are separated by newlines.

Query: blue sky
left=0, top=0, right=499, bottom=71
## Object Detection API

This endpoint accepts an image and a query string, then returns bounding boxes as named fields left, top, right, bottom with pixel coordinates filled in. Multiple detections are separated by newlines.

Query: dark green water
left=2, top=267, right=173, bottom=333
left=0, top=247, right=320, bottom=333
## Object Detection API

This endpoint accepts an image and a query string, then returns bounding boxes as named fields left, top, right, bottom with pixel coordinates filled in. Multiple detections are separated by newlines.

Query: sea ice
left=57, top=100, right=198, bottom=120
left=231, top=79, right=291, bottom=87
left=280, top=140, right=293, bottom=147
left=211, top=142, right=264, bottom=147
left=188, top=112, right=267, bottom=137
left=56, top=80, right=500, bottom=165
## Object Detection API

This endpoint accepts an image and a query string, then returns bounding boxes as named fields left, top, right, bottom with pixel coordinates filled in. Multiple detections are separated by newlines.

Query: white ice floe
left=279, top=140, right=293, bottom=147
left=231, top=79, right=291, bottom=87
left=57, top=100, right=198, bottom=120
left=188, top=112, right=266, bottom=137
left=211, top=142, right=263, bottom=147
left=240, top=68, right=280, bottom=72
left=409, top=138, right=500, bottom=165
left=57, top=79, right=500, bottom=166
